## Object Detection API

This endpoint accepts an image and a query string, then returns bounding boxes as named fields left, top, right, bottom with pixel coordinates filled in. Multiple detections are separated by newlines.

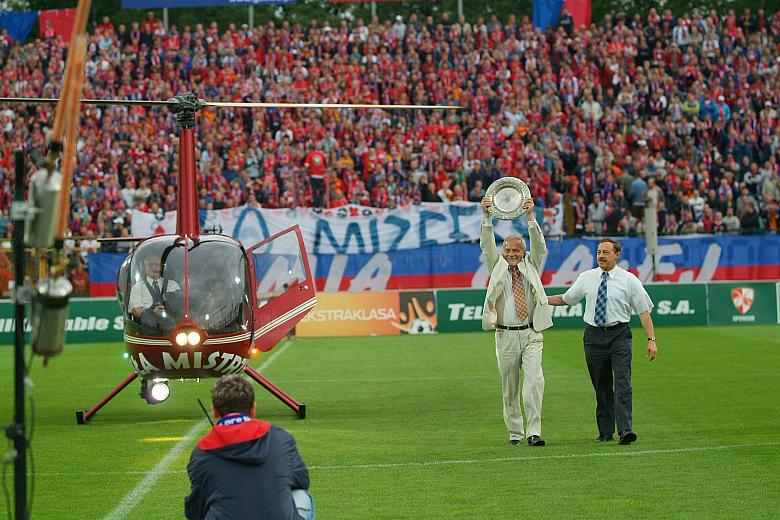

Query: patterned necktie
left=594, top=271, right=609, bottom=326
left=510, top=267, right=528, bottom=321
left=152, top=280, right=161, bottom=301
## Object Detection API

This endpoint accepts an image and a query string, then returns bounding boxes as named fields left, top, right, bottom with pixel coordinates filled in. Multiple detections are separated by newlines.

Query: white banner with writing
left=131, top=203, right=553, bottom=254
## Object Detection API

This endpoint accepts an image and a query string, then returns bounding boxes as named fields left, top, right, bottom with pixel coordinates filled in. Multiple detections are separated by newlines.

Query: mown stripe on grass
left=102, top=340, right=292, bottom=520
left=309, top=441, right=780, bottom=470
left=36, top=441, right=778, bottom=478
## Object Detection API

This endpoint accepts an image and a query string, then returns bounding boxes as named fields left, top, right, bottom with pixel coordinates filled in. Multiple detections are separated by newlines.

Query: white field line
left=251, top=339, right=293, bottom=371
left=264, top=371, right=779, bottom=386
left=102, top=421, right=206, bottom=520
left=76, top=370, right=758, bottom=392
left=37, top=441, right=779, bottom=478
left=307, top=441, right=780, bottom=470
left=102, top=340, right=292, bottom=520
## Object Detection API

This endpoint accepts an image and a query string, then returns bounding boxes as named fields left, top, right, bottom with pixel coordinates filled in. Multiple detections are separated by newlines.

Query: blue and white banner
left=121, top=0, right=294, bottom=9
left=131, top=203, right=556, bottom=255
left=90, top=234, right=780, bottom=296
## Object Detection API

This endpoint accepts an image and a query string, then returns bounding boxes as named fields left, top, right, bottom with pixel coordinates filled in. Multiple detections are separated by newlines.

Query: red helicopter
left=3, top=92, right=458, bottom=424
left=82, top=93, right=319, bottom=422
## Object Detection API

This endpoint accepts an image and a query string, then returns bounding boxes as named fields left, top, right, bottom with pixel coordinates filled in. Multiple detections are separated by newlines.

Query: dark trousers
left=583, top=323, right=633, bottom=435
left=311, top=177, right=325, bottom=208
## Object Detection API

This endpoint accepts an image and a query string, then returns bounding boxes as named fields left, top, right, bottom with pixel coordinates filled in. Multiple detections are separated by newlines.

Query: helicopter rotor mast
left=169, top=93, right=206, bottom=239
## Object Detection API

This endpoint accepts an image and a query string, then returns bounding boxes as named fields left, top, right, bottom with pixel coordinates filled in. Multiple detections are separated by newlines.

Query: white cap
left=718, top=95, right=725, bottom=101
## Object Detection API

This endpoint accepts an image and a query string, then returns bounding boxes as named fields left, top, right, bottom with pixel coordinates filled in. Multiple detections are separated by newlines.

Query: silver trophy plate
left=485, top=177, right=532, bottom=220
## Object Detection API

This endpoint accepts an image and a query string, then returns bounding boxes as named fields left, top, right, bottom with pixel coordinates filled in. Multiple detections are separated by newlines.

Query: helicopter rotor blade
left=0, top=97, right=460, bottom=110
left=205, top=101, right=460, bottom=110
left=0, top=97, right=177, bottom=107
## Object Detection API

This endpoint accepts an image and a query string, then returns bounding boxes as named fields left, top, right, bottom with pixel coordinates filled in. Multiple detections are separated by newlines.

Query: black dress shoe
left=618, top=430, right=637, bottom=445
left=508, top=439, right=522, bottom=446
left=595, top=434, right=613, bottom=442
left=527, top=435, right=545, bottom=446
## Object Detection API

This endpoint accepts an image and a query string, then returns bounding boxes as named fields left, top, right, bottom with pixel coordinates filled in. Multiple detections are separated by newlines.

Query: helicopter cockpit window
left=125, top=237, right=250, bottom=337
left=252, top=232, right=307, bottom=307
left=116, top=254, right=132, bottom=313
left=187, top=240, right=250, bottom=335
left=126, top=239, right=185, bottom=336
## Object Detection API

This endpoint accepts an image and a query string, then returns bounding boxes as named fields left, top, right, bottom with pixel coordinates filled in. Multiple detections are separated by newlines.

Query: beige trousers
left=495, top=328, right=545, bottom=438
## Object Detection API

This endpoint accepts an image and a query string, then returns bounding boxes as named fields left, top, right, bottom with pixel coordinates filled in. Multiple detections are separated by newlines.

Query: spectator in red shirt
left=70, top=262, right=90, bottom=297
left=304, top=145, right=327, bottom=207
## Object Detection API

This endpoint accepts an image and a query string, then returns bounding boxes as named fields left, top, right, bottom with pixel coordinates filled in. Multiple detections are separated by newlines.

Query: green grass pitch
left=1, top=325, right=779, bottom=519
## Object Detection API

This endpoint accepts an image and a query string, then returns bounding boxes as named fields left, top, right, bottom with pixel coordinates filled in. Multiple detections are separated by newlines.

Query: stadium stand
left=0, top=8, right=778, bottom=276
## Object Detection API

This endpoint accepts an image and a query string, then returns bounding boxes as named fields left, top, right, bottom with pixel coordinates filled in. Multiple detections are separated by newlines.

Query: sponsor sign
left=436, top=289, right=486, bottom=333
left=0, top=298, right=123, bottom=344
left=436, top=288, right=585, bottom=332
left=547, top=293, right=585, bottom=328
left=296, top=292, right=401, bottom=337
left=632, top=283, right=707, bottom=327
left=397, top=291, right=437, bottom=334
left=436, top=284, right=708, bottom=333
left=707, top=282, right=778, bottom=325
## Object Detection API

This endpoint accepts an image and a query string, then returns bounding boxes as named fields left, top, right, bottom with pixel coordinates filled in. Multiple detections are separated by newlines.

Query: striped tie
left=594, top=271, right=609, bottom=326
left=510, top=267, right=528, bottom=321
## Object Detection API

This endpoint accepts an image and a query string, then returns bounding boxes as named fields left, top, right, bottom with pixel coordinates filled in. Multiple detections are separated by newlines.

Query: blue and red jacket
left=185, top=415, right=310, bottom=520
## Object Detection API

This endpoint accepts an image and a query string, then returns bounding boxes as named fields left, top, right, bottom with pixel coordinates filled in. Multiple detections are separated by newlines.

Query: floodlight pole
left=9, top=149, right=28, bottom=519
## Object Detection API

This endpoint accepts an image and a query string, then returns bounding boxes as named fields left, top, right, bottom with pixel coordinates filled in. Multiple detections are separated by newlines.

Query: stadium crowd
left=0, top=6, right=779, bottom=266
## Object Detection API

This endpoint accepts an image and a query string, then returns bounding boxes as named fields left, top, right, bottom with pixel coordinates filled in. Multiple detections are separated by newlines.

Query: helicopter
left=3, top=92, right=459, bottom=424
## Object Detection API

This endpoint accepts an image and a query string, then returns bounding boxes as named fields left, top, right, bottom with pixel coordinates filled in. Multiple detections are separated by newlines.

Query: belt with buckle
left=496, top=323, right=534, bottom=331
left=590, top=322, right=627, bottom=331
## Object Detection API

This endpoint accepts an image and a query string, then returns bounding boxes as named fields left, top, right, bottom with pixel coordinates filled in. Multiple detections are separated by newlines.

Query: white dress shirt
left=562, top=266, right=653, bottom=327
left=129, top=277, right=181, bottom=312
left=497, top=268, right=536, bottom=327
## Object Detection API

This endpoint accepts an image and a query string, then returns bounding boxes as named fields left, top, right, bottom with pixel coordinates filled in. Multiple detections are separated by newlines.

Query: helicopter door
left=247, top=225, right=316, bottom=351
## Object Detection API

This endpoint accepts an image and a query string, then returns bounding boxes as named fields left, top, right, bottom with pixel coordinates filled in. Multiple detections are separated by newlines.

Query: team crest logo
left=730, top=288, right=754, bottom=314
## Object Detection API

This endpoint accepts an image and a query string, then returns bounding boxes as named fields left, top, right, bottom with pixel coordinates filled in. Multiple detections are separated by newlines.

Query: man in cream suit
left=481, top=197, right=553, bottom=446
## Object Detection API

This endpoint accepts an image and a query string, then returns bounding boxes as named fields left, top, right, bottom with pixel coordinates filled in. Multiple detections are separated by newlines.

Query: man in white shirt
left=129, top=252, right=181, bottom=333
left=548, top=238, right=657, bottom=445
left=480, top=197, right=553, bottom=447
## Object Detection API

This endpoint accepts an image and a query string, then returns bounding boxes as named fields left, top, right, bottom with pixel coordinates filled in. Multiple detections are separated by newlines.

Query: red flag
left=38, top=8, right=77, bottom=43
left=563, top=0, right=591, bottom=29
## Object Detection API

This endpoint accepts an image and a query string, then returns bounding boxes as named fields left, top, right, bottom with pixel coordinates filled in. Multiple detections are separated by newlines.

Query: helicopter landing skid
left=76, top=372, right=139, bottom=424
left=245, top=366, right=306, bottom=419
left=75, top=368, right=306, bottom=424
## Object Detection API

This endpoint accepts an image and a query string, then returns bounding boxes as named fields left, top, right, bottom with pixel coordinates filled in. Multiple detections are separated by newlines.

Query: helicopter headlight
left=141, top=378, right=170, bottom=405
left=150, top=380, right=170, bottom=402
left=175, top=332, right=188, bottom=347
left=187, top=331, right=201, bottom=345
left=171, top=323, right=205, bottom=348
